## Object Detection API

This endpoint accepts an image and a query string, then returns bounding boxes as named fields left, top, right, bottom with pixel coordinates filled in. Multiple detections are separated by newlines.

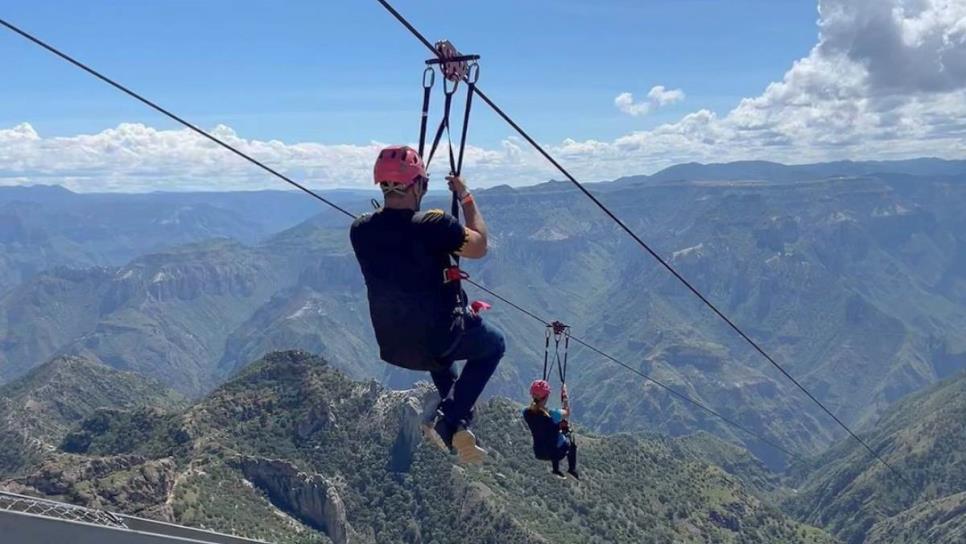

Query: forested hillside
left=1, top=350, right=836, bottom=544
left=786, top=371, right=966, bottom=543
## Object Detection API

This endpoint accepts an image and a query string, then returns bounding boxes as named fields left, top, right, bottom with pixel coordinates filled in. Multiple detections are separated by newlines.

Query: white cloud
left=0, top=122, right=372, bottom=192
left=614, top=92, right=651, bottom=116
left=648, top=85, right=687, bottom=107
left=0, top=122, right=560, bottom=192
left=604, top=0, right=966, bottom=167
left=818, top=0, right=966, bottom=94
left=615, top=85, right=686, bottom=116
left=2, top=0, right=965, bottom=192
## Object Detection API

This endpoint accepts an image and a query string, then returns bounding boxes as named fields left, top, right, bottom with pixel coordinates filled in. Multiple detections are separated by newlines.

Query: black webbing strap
left=542, top=326, right=553, bottom=381
left=455, top=72, right=476, bottom=176
left=542, top=322, right=574, bottom=435
left=558, top=327, right=570, bottom=384
left=449, top=184, right=463, bottom=312
left=425, top=82, right=455, bottom=170
left=423, top=82, right=467, bottom=313
left=421, top=58, right=479, bottom=314
left=450, top=191, right=461, bottom=252
left=448, top=72, right=477, bottom=277
left=418, top=68, right=434, bottom=157
left=542, top=322, right=571, bottom=383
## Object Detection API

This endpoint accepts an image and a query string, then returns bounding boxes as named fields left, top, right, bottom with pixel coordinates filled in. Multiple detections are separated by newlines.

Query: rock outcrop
left=236, top=456, right=354, bottom=544
left=5, top=454, right=178, bottom=515
left=388, top=385, right=439, bottom=473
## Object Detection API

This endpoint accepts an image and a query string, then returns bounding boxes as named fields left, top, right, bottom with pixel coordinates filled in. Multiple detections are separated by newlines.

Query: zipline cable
left=0, top=18, right=356, bottom=221
left=372, top=0, right=908, bottom=484
left=0, top=12, right=893, bottom=475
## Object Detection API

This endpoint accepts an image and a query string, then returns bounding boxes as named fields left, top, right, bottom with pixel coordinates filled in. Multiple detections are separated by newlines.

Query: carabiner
left=466, top=62, right=480, bottom=85
left=443, top=77, right=460, bottom=96
left=422, top=66, right=435, bottom=89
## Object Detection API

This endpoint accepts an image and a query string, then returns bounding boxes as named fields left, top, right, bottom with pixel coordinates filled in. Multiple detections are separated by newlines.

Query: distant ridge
left=614, top=157, right=966, bottom=185
left=0, top=184, right=77, bottom=205
left=4, top=157, right=965, bottom=198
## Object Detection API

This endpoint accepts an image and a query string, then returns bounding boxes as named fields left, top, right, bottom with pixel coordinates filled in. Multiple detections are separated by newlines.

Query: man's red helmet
left=373, top=145, right=427, bottom=187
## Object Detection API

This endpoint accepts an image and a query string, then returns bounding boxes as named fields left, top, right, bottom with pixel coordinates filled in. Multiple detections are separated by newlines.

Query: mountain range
left=1, top=158, right=965, bottom=468
left=614, top=158, right=966, bottom=185
left=0, top=186, right=351, bottom=293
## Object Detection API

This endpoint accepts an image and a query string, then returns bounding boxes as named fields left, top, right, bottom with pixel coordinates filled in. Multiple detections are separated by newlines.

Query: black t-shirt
left=350, top=208, right=467, bottom=371
left=523, top=408, right=565, bottom=460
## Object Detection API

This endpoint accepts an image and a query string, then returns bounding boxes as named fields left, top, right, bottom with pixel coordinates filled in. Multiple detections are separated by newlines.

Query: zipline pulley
left=418, top=39, right=480, bottom=176
left=426, top=40, right=479, bottom=82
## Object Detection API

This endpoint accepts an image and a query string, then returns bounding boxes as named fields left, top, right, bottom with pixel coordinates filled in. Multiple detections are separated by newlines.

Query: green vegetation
left=785, top=371, right=966, bottom=543
left=472, top=399, right=835, bottom=544
left=0, top=355, right=183, bottom=479
left=61, top=407, right=190, bottom=457
left=864, top=492, right=966, bottom=544
left=676, top=432, right=783, bottom=500
left=3, top=351, right=834, bottom=543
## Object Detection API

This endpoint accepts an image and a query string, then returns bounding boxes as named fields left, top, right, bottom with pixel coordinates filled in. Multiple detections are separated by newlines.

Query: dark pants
left=551, top=436, right=578, bottom=473
left=431, top=317, right=505, bottom=428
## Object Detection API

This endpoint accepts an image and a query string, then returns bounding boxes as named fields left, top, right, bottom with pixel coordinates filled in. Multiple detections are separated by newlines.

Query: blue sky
left=2, top=0, right=818, bottom=145
left=1, top=0, right=964, bottom=191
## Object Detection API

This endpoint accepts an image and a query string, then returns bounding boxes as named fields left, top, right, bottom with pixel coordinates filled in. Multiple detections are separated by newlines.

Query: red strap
left=443, top=266, right=469, bottom=283
left=470, top=300, right=491, bottom=315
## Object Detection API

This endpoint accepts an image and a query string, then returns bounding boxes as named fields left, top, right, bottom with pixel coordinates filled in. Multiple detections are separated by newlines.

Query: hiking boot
left=452, top=428, right=487, bottom=464
left=423, top=412, right=456, bottom=451
left=551, top=470, right=567, bottom=480
left=567, top=469, right=580, bottom=480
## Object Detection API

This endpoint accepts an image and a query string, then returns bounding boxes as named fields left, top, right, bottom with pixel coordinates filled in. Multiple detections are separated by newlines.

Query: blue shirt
left=549, top=409, right=567, bottom=447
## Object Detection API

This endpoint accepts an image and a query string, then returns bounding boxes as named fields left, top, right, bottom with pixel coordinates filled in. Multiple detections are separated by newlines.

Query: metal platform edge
left=0, top=491, right=269, bottom=544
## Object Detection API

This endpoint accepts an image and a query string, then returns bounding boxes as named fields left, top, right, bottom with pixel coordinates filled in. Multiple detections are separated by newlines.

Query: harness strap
left=427, top=89, right=467, bottom=310
left=440, top=75, right=476, bottom=310
left=542, top=321, right=574, bottom=436
left=542, top=326, right=553, bottom=381
left=425, top=84, right=455, bottom=170
left=542, top=321, right=571, bottom=383
left=455, top=64, right=478, bottom=176
left=417, top=67, right=434, bottom=158
left=559, top=325, right=570, bottom=384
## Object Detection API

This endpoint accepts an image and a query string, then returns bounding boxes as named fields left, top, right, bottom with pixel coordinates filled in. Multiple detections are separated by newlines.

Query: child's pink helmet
left=530, top=379, right=551, bottom=400
left=373, top=145, right=427, bottom=187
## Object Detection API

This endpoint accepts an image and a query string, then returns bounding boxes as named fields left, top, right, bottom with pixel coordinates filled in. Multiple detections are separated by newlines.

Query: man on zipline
left=351, top=145, right=504, bottom=464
